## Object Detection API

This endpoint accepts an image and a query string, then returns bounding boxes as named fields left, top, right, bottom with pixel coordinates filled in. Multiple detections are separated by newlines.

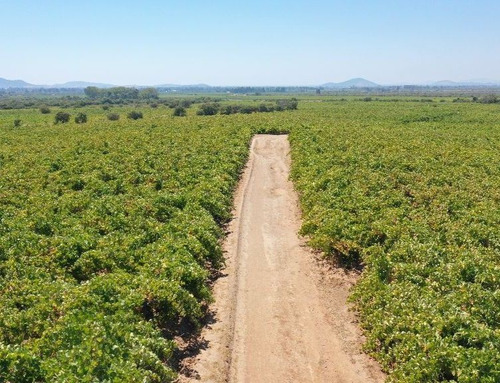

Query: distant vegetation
left=1, top=83, right=500, bottom=111
left=0, top=91, right=211, bottom=110
left=54, top=111, right=70, bottom=124
left=107, top=112, right=120, bottom=121
left=127, top=111, right=143, bottom=120
left=173, top=106, right=187, bottom=117
left=477, top=94, right=499, bottom=104
left=84, top=86, right=159, bottom=101
left=197, top=99, right=298, bottom=116
left=74, top=112, right=87, bottom=124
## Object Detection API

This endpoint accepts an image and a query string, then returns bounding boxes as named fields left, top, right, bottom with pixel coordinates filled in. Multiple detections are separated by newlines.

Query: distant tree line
left=0, top=93, right=218, bottom=110
left=84, top=87, right=159, bottom=101
left=0, top=88, right=84, bottom=96
left=473, top=94, right=499, bottom=104
left=197, top=99, right=298, bottom=116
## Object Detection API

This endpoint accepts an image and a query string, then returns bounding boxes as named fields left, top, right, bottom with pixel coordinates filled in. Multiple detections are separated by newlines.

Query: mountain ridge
left=52, top=81, right=116, bottom=88
left=321, top=78, right=381, bottom=88
left=0, top=78, right=36, bottom=88
left=2, top=76, right=500, bottom=89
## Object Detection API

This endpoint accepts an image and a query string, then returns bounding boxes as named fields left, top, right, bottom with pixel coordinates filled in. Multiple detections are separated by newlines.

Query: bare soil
left=179, top=135, right=385, bottom=383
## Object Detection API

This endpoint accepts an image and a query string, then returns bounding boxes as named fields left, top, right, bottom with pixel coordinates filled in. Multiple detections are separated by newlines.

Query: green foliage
left=173, top=107, right=186, bottom=117
left=139, top=88, right=159, bottom=100
left=107, top=113, right=120, bottom=121
left=478, top=94, right=498, bottom=104
left=197, top=103, right=220, bottom=116
left=74, top=113, right=88, bottom=124
left=54, top=112, right=70, bottom=124
left=40, top=106, right=51, bottom=114
left=201, top=100, right=298, bottom=116
left=0, top=107, right=253, bottom=381
left=127, top=111, right=143, bottom=120
left=84, top=86, right=141, bottom=101
left=13, top=119, right=21, bottom=127
left=289, top=100, right=500, bottom=382
left=1, top=97, right=499, bottom=382
left=275, top=98, right=298, bottom=110
left=84, top=86, right=100, bottom=99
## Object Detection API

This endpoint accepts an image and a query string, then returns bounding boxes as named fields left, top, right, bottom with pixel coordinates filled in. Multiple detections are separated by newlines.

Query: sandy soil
left=180, top=135, right=385, bottom=383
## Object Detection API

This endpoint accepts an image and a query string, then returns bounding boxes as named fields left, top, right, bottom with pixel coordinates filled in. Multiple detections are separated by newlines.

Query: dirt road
left=183, top=135, right=384, bottom=382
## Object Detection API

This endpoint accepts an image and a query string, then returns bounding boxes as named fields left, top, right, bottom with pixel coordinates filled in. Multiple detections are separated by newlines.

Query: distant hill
left=0, top=78, right=115, bottom=89
left=156, top=83, right=212, bottom=88
left=432, top=80, right=459, bottom=87
left=0, top=77, right=213, bottom=90
left=0, top=77, right=35, bottom=88
left=2, top=76, right=499, bottom=90
left=322, top=78, right=380, bottom=89
left=431, top=79, right=500, bottom=87
left=53, top=81, right=116, bottom=88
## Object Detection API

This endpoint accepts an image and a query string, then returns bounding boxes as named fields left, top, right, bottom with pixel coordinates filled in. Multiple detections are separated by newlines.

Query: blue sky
left=1, top=0, right=499, bottom=85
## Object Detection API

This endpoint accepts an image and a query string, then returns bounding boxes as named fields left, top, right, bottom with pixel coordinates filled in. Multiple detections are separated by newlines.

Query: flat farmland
left=0, top=97, right=499, bottom=382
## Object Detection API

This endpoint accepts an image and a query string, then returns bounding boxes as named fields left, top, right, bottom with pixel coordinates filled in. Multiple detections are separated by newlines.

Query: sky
left=1, top=0, right=499, bottom=86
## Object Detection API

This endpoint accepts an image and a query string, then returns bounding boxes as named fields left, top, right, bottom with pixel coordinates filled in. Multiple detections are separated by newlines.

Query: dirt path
left=182, top=135, right=384, bottom=383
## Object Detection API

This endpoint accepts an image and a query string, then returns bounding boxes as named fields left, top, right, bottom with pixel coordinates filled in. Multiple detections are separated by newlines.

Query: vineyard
left=289, top=100, right=500, bottom=382
left=0, top=106, right=256, bottom=381
left=0, top=97, right=499, bottom=382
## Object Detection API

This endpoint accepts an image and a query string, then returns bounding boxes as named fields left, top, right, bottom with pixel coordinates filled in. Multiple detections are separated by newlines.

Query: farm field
left=0, top=96, right=499, bottom=382
left=0, top=105, right=257, bottom=381
left=289, top=100, right=500, bottom=382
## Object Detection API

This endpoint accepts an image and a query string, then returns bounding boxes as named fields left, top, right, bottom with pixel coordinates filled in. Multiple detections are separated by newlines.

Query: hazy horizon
left=3, top=77, right=500, bottom=88
left=1, top=0, right=499, bottom=86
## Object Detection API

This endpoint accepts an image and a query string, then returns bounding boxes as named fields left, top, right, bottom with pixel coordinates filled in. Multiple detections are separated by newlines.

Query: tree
left=276, top=98, right=298, bottom=110
left=127, top=111, right=143, bottom=120
left=197, top=103, right=220, bottom=116
left=85, top=86, right=142, bottom=101
left=480, top=94, right=498, bottom=104
left=54, top=112, right=70, bottom=124
left=75, top=113, right=88, bottom=124
left=105, top=87, right=139, bottom=100
left=173, top=107, right=187, bottom=117
left=181, top=100, right=193, bottom=108
left=84, top=86, right=100, bottom=99
left=107, top=113, right=120, bottom=121
left=139, top=88, right=159, bottom=100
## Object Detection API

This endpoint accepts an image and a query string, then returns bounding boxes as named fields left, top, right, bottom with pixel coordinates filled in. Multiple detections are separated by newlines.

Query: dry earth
left=179, top=135, right=385, bottom=383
